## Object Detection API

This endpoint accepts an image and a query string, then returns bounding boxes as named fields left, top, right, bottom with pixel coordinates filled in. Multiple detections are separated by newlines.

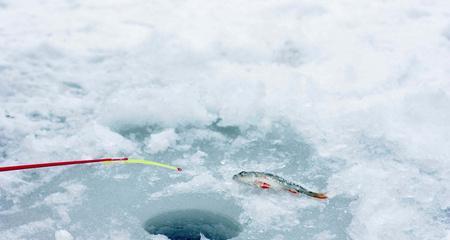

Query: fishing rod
left=0, top=157, right=182, bottom=172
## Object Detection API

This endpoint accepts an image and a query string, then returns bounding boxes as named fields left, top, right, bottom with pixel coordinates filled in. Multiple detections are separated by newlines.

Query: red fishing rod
left=0, top=158, right=128, bottom=172
left=0, top=157, right=182, bottom=172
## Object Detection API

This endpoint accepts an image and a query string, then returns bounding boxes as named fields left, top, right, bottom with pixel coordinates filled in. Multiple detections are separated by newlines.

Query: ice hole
left=144, top=209, right=242, bottom=240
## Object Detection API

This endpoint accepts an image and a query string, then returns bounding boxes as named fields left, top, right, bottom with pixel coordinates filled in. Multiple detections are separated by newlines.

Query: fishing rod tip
left=177, top=167, right=183, bottom=172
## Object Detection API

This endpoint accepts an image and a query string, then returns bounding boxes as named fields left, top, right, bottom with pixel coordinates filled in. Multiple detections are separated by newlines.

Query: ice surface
left=145, top=129, right=178, bottom=154
left=1, top=0, right=450, bottom=239
left=55, top=229, right=74, bottom=240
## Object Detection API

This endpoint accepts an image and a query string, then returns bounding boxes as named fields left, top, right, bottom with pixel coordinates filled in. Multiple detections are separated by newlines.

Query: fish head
left=232, top=171, right=255, bottom=184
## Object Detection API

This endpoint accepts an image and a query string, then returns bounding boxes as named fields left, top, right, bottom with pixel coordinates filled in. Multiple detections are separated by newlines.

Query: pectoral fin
left=255, top=181, right=271, bottom=189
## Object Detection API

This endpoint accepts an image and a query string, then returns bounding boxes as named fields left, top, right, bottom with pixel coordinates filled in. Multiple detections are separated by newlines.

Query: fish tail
left=294, top=185, right=328, bottom=200
left=307, top=191, right=328, bottom=200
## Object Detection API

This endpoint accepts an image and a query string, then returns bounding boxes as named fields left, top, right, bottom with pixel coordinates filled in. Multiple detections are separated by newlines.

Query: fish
left=232, top=171, right=328, bottom=200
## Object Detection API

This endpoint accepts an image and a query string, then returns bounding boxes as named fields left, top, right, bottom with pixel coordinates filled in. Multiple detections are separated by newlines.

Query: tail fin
left=309, top=192, right=328, bottom=200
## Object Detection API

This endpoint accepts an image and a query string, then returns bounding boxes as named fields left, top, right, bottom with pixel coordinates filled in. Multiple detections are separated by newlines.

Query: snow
left=1, top=0, right=450, bottom=239
left=55, top=230, right=74, bottom=240
left=150, top=235, right=170, bottom=240
left=145, top=129, right=178, bottom=154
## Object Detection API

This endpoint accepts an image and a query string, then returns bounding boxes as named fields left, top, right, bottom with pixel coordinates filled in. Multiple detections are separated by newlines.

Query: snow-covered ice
left=55, top=229, right=74, bottom=240
left=145, top=129, right=178, bottom=154
left=1, top=0, right=450, bottom=239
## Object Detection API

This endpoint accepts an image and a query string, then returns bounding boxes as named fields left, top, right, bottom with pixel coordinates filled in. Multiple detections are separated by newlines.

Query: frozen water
left=1, top=0, right=450, bottom=239
left=145, top=129, right=179, bottom=154
left=55, top=229, right=74, bottom=240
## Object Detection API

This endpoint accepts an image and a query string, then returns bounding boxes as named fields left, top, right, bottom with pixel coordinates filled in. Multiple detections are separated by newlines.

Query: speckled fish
left=232, top=171, right=328, bottom=200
